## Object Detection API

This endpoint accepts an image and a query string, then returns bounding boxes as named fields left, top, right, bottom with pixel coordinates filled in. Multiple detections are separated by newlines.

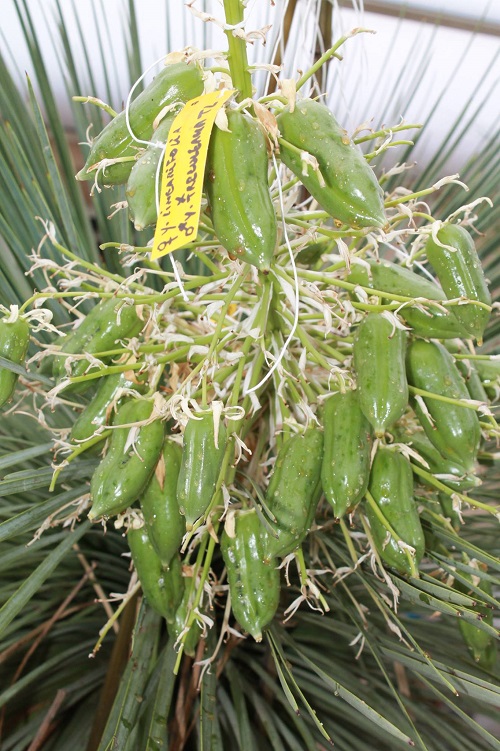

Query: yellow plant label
left=151, top=89, right=234, bottom=260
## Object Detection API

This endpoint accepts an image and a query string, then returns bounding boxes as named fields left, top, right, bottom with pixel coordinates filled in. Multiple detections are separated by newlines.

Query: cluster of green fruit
left=1, top=53, right=498, bottom=668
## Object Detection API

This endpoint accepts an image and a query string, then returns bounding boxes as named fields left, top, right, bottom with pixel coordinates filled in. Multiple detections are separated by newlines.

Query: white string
left=125, top=54, right=172, bottom=148
left=246, top=153, right=299, bottom=394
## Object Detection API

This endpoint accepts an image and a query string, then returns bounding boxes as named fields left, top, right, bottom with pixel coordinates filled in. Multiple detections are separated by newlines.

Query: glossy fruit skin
left=295, top=239, right=330, bottom=266
left=456, top=570, right=497, bottom=670
left=70, top=372, right=138, bottom=443
left=205, top=110, right=277, bottom=271
left=264, top=429, right=324, bottom=560
left=366, top=447, right=425, bottom=576
left=171, top=580, right=201, bottom=657
left=406, top=340, right=480, bottom=472
left=140, top=439, right=184, bottom=567
left=53, top=298, right=143, bottom=383
left=367, top=260, right=444, bottom=300
left=353, top=313, right=408, bottom=437
left=470, top=357, right=500, bottom=402
left=221, top=509, right=280, bottom=641
left=393, top=428, right=480, bottom=492
left=473, top=357, right=500, bottom=382
left=88, top=400, right=164, bottom=520
left=321, top=390, right=372, bottom=519
left=425, top=224, right=491, bottom=342
left=277, top=99, right=385, bottom=229
left=347, top=260, right=468, bottom=339
left=438, top=492, right=462, bottom=532
left=177, top=413, right=227, bottom=530
left=77, top=62, right=204, bottom=185
left=0, top=317, right=30, bottom=408
left=125, top=112, right=177, bottom=230
left=128, top=527, right=184, bottom=623
left=456, top=359, right=489, bottom=403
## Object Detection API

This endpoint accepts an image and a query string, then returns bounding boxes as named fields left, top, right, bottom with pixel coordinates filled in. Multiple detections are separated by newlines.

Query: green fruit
left=77, top=61, right=204, bottom=185
left=438, top=492, right=462, bottom=532
left=353, top=313, right=408, bottom=437
left=295, top=239, right=330, bottom=265
left=473, top=356, right=500, bottom=383
left=53, top=297, right=143, bottom=384
left=88, top=399, right=164, bottom=520
left=125, top=112, right=177, bottom=230
left=70, top=371, right=140, bottom=443
left=456, top=565, right=497, bottom=670
left=140, top=439, right=184, bottom=566
left=177, top=413, right=227, bottom=530
left=425, top=224, right=491, bottom=342
left=205, top=110, right=277, bottom=271
left=265, top=429, right=324, bottom=560
left=277, top=99, right=385, bottom=229
left=347, top=260, right=468, bottom=339
left=455, top=359, right=489, bottom=403
left=221, top=509, right=280, bottom=641
left=0, top=317, right=30, bottom=408
left=406, top=340, right=480, bottom=472
left=368, top=260, right=444, bottom=300
left=469, top=356, right=500, bottom=401
left=321, top=390, right=372, bottom=519
left=171, top=579, right=201, bottom=657
left=393, top=428, right=480, bottom=492
left=366, top=447, right=425, bottom=576
left=346, top=258, right=442, bottom=301
left=128, top=527, right=184, bottom=623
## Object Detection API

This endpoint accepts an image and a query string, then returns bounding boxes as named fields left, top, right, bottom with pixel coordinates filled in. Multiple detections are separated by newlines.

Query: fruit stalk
left=223, top=0, right=253, bottom=101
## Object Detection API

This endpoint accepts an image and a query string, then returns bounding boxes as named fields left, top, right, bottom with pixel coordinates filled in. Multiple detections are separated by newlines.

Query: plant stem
left=223, top=0, right=253, bottom=102
left=410, top=463, right=498, bottom=515
left=295, top=29, right=374, bottom=91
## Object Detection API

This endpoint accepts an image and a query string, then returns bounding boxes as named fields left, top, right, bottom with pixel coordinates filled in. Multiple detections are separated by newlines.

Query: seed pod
left=171, top=578, right=201, bottom=657
left=366, top=447, right=425, bottom=576
left=321, top=390, right=372, bottom=519
left=221, top=509, right=280, bottom=642
left=368, top=260, right=445, bottom=300
left=277, top=99, right=385, bottom=229
left=88, top=399, right=164, bottom=520
left=455, top=359, right=489, bottom=403
left=473, top=356, right=500, bottom=383
left=125, top=112, right=177, bottom=230
left=53, top=298, right=143, bottom=384
left=464, top=356, right=500, bottom=402
left=347, top=260, right=468, bottom=339
left=77, top=61, right=204, bottom=185
left=393, top=428, right=480, bottom=493
left=353, top=313, right=408, bottom=437
left=70, top=371, right=141, bottom=443
left=438, top=492, right=462, bottom=532
left=425, top=224, right=491, bottom=342
left=140, top=439, right=184, bottom=567
left=406, top=340, right=480, bottom=471
left=177, top=413, right=227, bottom=530
left=205, top=110, right=277, bottom=271
left=264, top=428, right=324, bottom=561
left=0, top=317, right=30, bottom=408
left=456, top=564, right=497, bottom=670
left=128, top=527, right=184, bottom=623
left=295, top=238, right=330, bottom=266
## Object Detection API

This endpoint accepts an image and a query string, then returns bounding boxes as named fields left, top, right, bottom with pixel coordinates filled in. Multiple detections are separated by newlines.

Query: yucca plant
left=0, top=1, right=499, bottom=750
